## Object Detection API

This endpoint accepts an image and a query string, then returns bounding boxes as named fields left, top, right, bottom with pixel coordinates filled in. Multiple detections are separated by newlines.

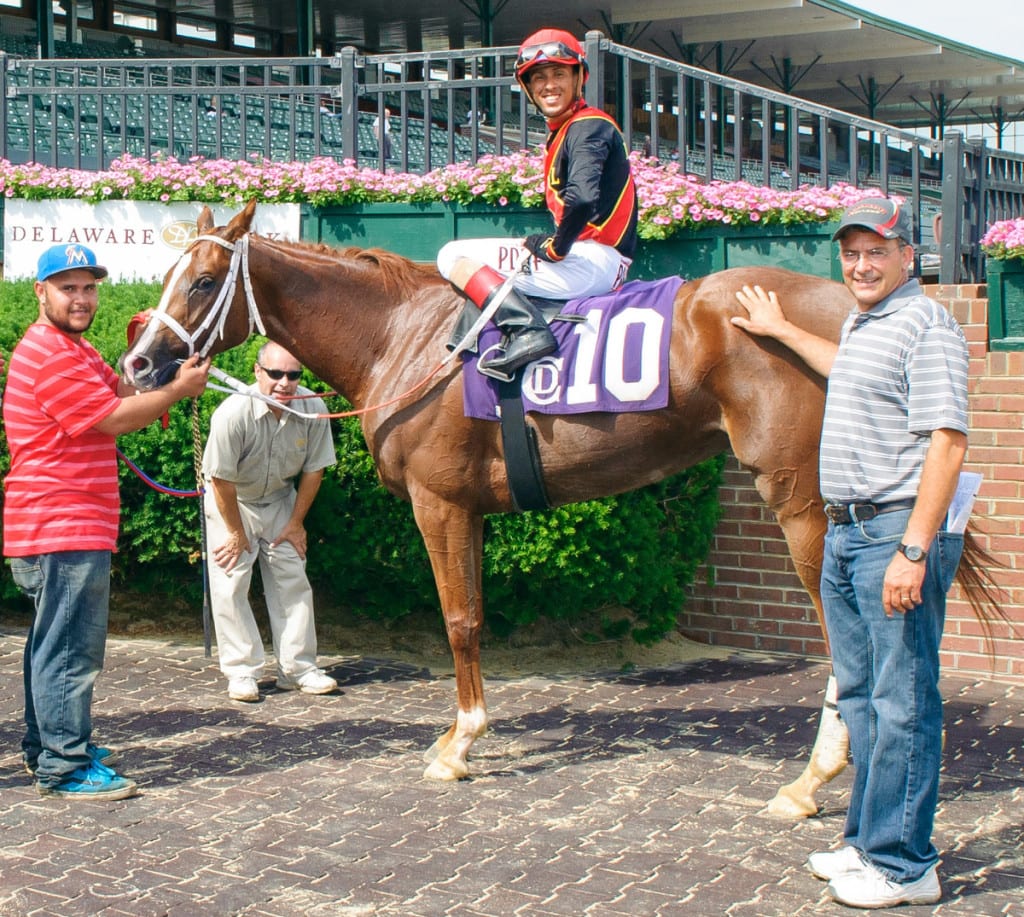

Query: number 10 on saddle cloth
left=461, top=276, right=682, bottom=421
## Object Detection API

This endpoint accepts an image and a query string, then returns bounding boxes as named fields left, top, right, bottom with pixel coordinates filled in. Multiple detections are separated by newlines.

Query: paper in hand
left=946, top=471, right=983, bottom=535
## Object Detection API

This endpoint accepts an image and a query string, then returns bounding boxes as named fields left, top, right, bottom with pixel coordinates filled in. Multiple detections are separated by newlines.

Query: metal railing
left=940, top=134, right=1024, bottom=283
left=4, top=32, right=1024, bottom=282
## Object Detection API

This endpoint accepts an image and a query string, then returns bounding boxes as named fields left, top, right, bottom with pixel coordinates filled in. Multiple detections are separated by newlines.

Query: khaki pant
left=204, top=490, right=319, bottom=680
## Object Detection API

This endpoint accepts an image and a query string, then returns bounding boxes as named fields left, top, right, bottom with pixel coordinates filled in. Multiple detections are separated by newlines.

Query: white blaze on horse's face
left=120, top=251, right=198, bottom=389
left=131, top=256, right=196, bottom=360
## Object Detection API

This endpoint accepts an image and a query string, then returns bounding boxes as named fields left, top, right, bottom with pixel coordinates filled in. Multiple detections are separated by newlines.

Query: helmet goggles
left=515, top=41, right=585, bottom=72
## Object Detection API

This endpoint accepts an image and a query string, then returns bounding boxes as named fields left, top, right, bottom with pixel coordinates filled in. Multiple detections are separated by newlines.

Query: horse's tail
left=955, top=520, right=1016, bottom=661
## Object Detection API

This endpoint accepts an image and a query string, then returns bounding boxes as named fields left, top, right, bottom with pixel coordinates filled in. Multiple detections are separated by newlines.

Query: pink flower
left=982, top=218, right=1024, bottom=261
left=0, top=153, right=878, bottom=239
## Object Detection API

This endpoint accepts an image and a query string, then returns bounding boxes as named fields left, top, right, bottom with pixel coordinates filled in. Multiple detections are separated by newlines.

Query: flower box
left=630, top=220, right=841, bottom=281
left=985, top=258, right=1024, bottom=351
left=0, top=152, right=868, bottom=275
left=303, top=202, right=840, bottom=281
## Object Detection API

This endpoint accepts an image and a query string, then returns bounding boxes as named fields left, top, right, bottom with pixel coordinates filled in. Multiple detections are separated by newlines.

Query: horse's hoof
left=423, top=730, right=457, bottom=764
left=765, top=786, right=818, bottom=819
left=423, top=739, right=442, bottom=764
left=423, top=757, right=469, bottom=781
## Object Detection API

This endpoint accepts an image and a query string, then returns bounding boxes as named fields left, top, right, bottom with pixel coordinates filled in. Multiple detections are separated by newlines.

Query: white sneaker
left=228, top=676, right=260, bottom=702
left=807, top=845, right=866, bottom=881
left=276, top=670, right=338, bottom=695
left=827, top=862, right=941, bottom=908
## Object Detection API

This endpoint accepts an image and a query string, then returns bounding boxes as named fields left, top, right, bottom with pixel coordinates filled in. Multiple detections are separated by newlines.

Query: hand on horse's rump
left=732, top=284, right=789, bottom=337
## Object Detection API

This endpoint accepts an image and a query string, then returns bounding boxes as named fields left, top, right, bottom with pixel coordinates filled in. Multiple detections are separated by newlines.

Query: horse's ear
left=197, top=206, right=214, bottom=233
left=224, top=199, right=258, bottom=241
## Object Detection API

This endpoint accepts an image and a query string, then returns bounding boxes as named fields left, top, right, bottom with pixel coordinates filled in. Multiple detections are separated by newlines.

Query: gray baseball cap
left=832, top=198, right=912, bottom=242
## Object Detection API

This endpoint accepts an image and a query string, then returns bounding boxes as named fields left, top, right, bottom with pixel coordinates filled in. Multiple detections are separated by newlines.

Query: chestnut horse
left=125, top=201, right=854, bottom=815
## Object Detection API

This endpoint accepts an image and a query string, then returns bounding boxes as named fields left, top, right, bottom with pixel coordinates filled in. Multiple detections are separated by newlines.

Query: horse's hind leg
left=411, top=498, right=488, bottom=780
left=751, top=468, right=850, bottom=817
left=768, top=671, right=848, bottom=818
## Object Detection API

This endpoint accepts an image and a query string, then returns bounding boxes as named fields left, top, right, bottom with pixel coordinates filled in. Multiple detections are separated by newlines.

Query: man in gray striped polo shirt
left=732, top=197, right=969, bottom=909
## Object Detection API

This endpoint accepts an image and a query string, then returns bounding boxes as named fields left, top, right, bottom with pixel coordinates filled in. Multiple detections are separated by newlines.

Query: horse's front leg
left=411, top=498, right=488, bottom=780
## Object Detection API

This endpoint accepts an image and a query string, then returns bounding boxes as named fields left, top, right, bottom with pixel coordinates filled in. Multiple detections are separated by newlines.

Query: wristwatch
left=898, top=543, right=927, bottom=563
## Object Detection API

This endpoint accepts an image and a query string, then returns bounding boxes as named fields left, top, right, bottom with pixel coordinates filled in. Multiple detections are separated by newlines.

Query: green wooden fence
left=301, top=203, right=842, bottom=281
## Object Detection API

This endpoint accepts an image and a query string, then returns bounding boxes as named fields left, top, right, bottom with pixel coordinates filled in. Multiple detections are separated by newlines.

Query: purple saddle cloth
left=462, top=276, right=683, bottom=421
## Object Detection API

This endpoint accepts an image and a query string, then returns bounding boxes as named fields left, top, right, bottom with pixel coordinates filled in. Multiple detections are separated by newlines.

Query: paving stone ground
left=0, top=628, right=1020, bottom=916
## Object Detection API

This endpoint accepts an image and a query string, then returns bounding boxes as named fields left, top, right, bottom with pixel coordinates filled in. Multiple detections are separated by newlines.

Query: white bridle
left=125, top=232, right=331, bottom=418
left=127, top=232, right=266, bottom=363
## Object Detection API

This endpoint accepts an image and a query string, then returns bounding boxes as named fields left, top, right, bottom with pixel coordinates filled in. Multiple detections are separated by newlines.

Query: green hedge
left=0, top=280, right=723, bottom=643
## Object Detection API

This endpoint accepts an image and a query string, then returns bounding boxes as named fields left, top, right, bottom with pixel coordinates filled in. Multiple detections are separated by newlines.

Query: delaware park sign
left=3, top=199, right=300, bottom=281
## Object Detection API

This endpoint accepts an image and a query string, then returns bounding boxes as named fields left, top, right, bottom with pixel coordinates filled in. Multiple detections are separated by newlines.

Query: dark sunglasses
left=258, top=364, right=302, bottom=381
left=516, top=42, right=583, bottom=69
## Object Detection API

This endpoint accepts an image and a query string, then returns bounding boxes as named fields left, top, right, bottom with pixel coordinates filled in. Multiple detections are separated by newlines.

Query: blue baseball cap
left=36, top=244, right=109, bottom=283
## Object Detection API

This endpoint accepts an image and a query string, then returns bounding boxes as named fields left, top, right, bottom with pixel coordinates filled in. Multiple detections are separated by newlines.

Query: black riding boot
left=477, top=289, right=557, bottom=380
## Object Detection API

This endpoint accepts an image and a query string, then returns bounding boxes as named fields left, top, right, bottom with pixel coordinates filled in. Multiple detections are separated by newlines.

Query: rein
left=260, top=253, right=524, bottom=419
left=137, top=233, right=527, bottom=421
left=116, top=447, right=203, bottom=497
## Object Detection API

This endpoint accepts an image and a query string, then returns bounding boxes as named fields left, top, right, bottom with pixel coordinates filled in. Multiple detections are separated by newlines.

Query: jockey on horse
left=437, top=29, right=639, bottom=380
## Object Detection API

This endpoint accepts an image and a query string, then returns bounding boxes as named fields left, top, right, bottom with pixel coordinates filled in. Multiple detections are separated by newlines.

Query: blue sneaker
left=87, top=743, right=118, bottom=768
left=23, top=742, right=117, bottom=776
left=36, top=760, right=138, bottom=800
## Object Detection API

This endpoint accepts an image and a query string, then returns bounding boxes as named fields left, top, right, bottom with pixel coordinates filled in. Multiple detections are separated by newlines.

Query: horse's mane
left=260, top=235, right=443, bottom=301
left=342, top=246, right=443, bottom=299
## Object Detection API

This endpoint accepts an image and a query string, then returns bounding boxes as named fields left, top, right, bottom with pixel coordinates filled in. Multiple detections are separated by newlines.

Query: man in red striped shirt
left=4, top=243, right=209, bottom=800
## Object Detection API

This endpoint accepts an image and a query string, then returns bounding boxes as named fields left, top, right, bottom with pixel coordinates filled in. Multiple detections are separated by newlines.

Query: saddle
left=450, top=276, right=685, bottom=512
left=447, top=295, right=577, bottom=512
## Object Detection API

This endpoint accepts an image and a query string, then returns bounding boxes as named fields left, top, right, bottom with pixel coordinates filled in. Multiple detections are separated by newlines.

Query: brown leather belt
left=823, top=499, right=916, bottom=525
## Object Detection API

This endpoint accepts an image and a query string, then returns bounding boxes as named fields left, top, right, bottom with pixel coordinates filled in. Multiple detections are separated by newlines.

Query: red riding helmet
left=514, top=29, right=589, bottom=88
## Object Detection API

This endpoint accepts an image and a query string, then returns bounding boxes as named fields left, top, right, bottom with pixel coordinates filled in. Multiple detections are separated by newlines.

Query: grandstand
left=1, top=4, right=1023, bottom=280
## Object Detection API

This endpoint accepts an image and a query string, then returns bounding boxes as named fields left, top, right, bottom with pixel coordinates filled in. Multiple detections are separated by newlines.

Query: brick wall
left=682, top=283, right=1024, bottom=683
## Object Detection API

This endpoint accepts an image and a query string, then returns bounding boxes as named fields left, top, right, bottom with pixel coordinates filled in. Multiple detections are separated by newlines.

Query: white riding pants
left=436, top=237, right=631, bottom=300
left=204, top=489, right=319, bottom=680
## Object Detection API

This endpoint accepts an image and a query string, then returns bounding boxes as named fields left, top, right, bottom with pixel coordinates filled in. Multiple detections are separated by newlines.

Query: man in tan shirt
left=202, top=341, right=338, bottom=702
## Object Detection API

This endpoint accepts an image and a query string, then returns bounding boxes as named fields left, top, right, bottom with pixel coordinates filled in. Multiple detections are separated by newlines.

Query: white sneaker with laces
left=277, top=670, right=338, bottom=695
left=827, top=862, right=941, bottom=908
left=228, top=676, right=260, bottom=702
left=807, top=845, right=866, bottom=881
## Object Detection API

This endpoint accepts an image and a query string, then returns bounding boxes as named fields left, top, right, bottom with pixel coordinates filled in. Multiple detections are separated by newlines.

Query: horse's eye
left=191, top=275, right=216, bottom=295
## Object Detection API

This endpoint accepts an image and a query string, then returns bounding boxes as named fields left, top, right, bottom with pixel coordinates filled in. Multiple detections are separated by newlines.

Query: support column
left=36, top=0, right=55, bottom=58
left=295, top=0, right=314, bottom=56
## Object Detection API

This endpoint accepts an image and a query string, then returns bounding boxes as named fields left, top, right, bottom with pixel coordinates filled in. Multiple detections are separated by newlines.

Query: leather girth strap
left=497, top=373, right=551, bottom=512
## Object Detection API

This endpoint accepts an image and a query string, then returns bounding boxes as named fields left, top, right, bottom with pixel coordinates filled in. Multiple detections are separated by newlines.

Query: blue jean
left=10, top=551, right=111, bottom=787
left=821, top=509, right=962, bottom=882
